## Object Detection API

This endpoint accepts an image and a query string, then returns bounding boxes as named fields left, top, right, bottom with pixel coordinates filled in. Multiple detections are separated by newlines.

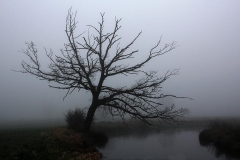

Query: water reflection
left=98, top=129, right=220, bottom=160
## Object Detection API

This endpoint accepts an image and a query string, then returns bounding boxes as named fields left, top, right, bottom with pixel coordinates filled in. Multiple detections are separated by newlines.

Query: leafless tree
left=18, top=9, right=190, bottom=131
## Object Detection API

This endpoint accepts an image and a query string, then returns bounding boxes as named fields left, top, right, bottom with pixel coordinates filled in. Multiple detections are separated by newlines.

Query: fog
left=1, top=1, right=240, bottom=125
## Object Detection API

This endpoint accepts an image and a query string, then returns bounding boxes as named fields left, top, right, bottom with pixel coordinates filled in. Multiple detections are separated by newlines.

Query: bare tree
left=18, top=9, right=190, bottom=131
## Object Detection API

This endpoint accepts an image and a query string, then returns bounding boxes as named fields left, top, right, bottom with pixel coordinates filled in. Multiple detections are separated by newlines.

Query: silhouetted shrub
left=199, top=129, right=214, bottom=146
left=199, top=120, right=240, bottom=159
left=65, top=108, right=86, bottom=132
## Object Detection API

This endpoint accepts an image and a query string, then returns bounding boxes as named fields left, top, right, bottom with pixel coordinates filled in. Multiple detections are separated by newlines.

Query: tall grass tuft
left=65, top=108, right=86, bottom=132
left=199, top=120, right=240, bottom=159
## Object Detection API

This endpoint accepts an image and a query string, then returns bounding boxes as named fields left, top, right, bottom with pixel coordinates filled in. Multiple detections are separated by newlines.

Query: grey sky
left=1, top=1, right=240, bottom=123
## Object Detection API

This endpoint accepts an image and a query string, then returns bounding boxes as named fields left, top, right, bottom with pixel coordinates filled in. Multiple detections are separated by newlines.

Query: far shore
left=1, top=116, right=240, bottom=131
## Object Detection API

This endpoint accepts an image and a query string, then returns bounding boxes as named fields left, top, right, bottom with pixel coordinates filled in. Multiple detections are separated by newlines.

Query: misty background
left=1, top=1, right=240, bottom=126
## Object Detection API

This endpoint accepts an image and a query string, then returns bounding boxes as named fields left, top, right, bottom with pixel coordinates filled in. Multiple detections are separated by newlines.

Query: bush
left=199, top=120, right=240, bottom=159
left=65, top=108, right=86, bottom=132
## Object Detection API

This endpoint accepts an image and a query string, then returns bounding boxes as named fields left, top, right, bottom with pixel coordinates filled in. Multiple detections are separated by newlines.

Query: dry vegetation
left=199, top=120, right=240, bottom=159
left=0, top=127, right=101, bottom=160
left=1, top=117, right=239, bottom=159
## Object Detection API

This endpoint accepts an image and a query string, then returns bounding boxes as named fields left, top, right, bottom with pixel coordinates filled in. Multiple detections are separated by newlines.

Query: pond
left=98, top=129, right=230, bottom=160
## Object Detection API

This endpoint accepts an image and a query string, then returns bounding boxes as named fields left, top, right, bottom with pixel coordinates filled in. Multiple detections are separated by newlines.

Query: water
left=98, top=129, right=226, bottom=160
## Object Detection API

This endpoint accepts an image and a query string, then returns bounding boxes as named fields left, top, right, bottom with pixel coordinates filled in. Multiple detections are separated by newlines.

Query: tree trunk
left=84, top=101, right=98, bottom=131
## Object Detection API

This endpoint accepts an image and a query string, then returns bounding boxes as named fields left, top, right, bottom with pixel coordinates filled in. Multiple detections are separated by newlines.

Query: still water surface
left=98, top=129, right=226, bottom=160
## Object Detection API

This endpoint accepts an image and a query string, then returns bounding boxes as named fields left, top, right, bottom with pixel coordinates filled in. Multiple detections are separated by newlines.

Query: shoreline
left=1, top=117, right=240, bottom=159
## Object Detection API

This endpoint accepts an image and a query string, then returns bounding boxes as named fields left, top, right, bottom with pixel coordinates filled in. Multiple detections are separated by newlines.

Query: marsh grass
left=0, top=127, right=101, bottom=160
left=65, top=108, right=86, bottom=132
left=1, top=118, right=237, bottom=160
left=199, top=120, right=240, bottom=159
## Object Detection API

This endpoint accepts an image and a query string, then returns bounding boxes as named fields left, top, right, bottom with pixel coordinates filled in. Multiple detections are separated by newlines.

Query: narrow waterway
left=98, top=129, right=227, bottom=160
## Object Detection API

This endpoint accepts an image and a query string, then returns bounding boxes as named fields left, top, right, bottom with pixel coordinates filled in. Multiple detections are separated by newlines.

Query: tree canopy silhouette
left=18, top=9, right=190, bottom=131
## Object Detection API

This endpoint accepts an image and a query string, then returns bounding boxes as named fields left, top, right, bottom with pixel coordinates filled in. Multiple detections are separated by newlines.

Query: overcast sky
left=1, top=1, right=240, bottom=123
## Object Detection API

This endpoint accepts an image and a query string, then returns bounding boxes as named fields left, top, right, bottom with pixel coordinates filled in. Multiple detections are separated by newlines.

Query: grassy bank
left=0, top=118, right=206, bottom=159
left=0, top=127, right=101, bottom=160
left=1, top=117, right=238, bottom=159
left=199, top=120, right=240, bottom=159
